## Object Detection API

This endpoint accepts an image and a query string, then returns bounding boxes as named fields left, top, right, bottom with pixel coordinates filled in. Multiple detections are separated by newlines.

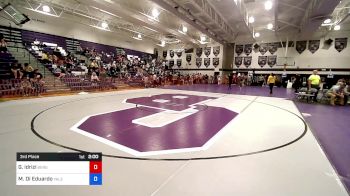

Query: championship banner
left=213, top=46, right=220, bottom=56
left=259, top=43, right=268, bottom=55
left=169, top=50, right=174, bottom=58
left=169, top=59, right=174, bottom=67
left=235, top=45, right=243, bottom=55
left=268, top=42, right=278, bottom=54
left=258, top=56, right=267, bottom=67
left=176, top=59, right=182, bottom=67
left=243, top=56, right=252, bottom=67
left=162, top=50, right=167, bottom=58
left=213, top=58, right=219, bottom=67
left=308, top=40, right=320, bottom=53
left=186, top=54, right=192, bottom=62
left=176, top=51, right=182, bottom=57
left=196, top=48, right=203, bottom=57
left=244, top=44, right=252, bottom=55
left=296, top=41, right=307, bottom=54
left=235, top=57, right=242, bottom=67
left=335, top=38, right=347, bottom=52
left=204, top=58, right=210, bottom=67
left=267, top=55, right=277, bottom=67
left=196, top=58, right=202, bottom=68
left=204, top=47, right=211, bottom=57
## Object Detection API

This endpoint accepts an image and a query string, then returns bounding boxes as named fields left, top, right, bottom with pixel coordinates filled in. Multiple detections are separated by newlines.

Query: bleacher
left=60, top=75, right=115, bottom=91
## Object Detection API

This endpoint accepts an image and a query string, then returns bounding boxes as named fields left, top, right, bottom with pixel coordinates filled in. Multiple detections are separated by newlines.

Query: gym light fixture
left=267, top=23, right=273, bottom=30
left=334, top=25, right=340, bottom=30
left=264, top=1, right=273, bottom=10
left=323, top=19, right=331, bottom=24
left=178, top=25, right=188, bottom=34
left=151, top=8, right=160, bottom=18
left=254, top=32, right=260, bottom=37
left=42, top=5, right=50, bottom=13
left=248, top=16, right=255, bottom=23
left=101, top=21, right=108, bottom=29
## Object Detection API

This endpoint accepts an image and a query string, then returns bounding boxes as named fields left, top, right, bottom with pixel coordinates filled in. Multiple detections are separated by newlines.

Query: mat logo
left=71, top=94, right=238, bottom=156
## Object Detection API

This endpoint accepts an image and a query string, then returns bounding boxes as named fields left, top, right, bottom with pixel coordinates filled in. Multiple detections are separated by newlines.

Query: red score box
left=89, top=161, right=102, bottom=173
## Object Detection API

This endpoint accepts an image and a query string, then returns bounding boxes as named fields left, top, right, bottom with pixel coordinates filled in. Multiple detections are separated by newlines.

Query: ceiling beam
left=150, top=0, right=224, bottom=44
left=279, top=1, right=306, bottom=12
left=278, top=20, right=300, bottom=29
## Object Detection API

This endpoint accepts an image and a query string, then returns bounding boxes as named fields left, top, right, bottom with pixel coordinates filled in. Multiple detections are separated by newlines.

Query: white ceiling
left=2, top=0, right=350, bottom=46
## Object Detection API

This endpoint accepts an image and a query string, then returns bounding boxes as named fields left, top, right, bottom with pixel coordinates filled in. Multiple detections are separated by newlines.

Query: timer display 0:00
left=88, top=154, right=99, bottom=159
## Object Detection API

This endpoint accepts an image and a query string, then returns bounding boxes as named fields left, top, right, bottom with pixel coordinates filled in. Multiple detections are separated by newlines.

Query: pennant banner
left=296, top=41, right=307, bottom=54
left=196, top=58, right=202, bottom=68
left=308, top=40, right=320, bottom=53
left=235, top=45, right=243, bottom=55
left=176, top=51, right=182, bottom=57
left=176, top=59, right=182, bottom=67
left=162, top=50, right=167, bottom=58
left=244, top=57, right=252, bottom=67
left=204, top=58, right=210, bottom=67
left=213, top=58, right=219, bottom=67
left=258, top=56, right=267, bottom=67
left=268, top=42, right=278, bottom=54
left=259, top=43, right=268, bottom=55
left=204, top=47, right=211, bottom=57
left=235, top=57, right=242, bottom=67
left=196, top=48, right=203, bottom=57
left=169, top=50, right=174, bottom=58
left=186, top=54, right=192, bottom=62
left=169, top=59, right=174, bottom=68
left=213, top=46, right=220, bottom=56
left=244, top=44, right=252, bottom=55
left=268, top=55, right=277, bottom=67
left=335, top=38, right=347, bottom=52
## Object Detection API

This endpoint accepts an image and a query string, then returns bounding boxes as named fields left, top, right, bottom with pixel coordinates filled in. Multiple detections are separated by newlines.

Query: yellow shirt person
left=267, top=73, right=276, bottom=94
left=308, top=70, right=321, bottom=88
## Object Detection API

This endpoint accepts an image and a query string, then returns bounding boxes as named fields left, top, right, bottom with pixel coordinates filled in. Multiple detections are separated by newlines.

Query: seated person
left=0, top=38, right=8, bottom=53
left=41, top=52, right=51, bottom=64
left=344, top=83, right=350, bottom=105
left=327, top=82, right=345, bottom=106
left=20, top=77, right=34, bottom=96
left=11, top=63, right=23, bottom=79
left=23, top=63, right=35, bottom=78
left=91, top=72, right=100, bottom=82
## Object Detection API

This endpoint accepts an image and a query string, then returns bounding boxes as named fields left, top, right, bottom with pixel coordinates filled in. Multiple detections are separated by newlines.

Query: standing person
left=292, top=74, right=302, bottom=93
left=308, top=70, right=321, bottom=102
left=228, top=73, right=233, bottom=90
left=267, top=73, right=276, bottom=94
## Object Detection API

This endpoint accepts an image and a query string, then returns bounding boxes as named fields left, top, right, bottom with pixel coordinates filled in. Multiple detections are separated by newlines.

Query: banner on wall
left=268, top=55, right=277, bottom=67
left=176, top=59, right=182, bottom=67
left=235, top=57, right=242, bottom=67
left=169, top=59, right=174, bottom=68
left=186, top=54, right=191, bottom=62
left=176, top=51, right=182, bottom=57
left=268, top=42, right=278, bottom=54
left=258, top=56, right=267, bottom=67
left=243, top=57, right=252, bottom=67
left=204, top=58, right=210, bottom=67
left=335, top=38, right=347, bottom=52
left=213, top=46, right=220, bottom=56
left=204, top=47, right=211, bottom=57
left=213, top=58, right=219, bottom=67
left=162, top=50, right=167, bottom=58
left=196, top=58, right=202, bottom=67
left=259, top=43, right=268, bottom=55
left=244, top=44, right=252, bottom=55
left=235, top=45, right=243, bottom=55
left=169, top=50, right=174, bottom=58
left=196, top=48, right=203, bottom=57
left=308, top=40, right=320, bottom=53
left=296, top=41, right=307, bottom=54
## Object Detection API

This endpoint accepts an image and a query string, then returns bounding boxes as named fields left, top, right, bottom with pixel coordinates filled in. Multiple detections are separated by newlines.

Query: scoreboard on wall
left=16, top=152, right=102, bottom=185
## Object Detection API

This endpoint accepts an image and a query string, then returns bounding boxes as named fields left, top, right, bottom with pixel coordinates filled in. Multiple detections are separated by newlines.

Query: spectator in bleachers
left=91, top=72, right=100, bottom=83
left=89, top=59, right=99, bottom=73
left=20, top=77, right=33, bottom=96
left=41, top=51, right=51, bottom=64
left=327, top=82, right=345, bottom=106
left=344, top=83, right=350, bottom=105
left=0, top=37, right=8, bottom=53
left=11, top=63, right=23, bottom=79
left=23, top=63, right=35, bottom=78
